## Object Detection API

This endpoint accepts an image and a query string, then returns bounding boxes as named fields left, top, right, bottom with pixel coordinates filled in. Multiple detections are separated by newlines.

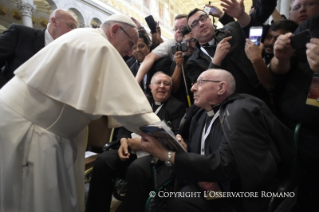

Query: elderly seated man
left=138, top=69, right=296, bottom=212
left=86, top=72, right=186, bottom=212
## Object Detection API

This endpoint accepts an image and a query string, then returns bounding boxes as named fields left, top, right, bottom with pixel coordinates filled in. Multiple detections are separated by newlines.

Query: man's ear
left=110, top=24, right=120, bottom=38
left=51, top=17, right=57, bottom=26
left=218, top=82, right=227, bottom=95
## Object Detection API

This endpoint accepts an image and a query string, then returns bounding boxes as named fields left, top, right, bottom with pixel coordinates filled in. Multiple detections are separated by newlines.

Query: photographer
left=170, top=27, right=196, bottom=107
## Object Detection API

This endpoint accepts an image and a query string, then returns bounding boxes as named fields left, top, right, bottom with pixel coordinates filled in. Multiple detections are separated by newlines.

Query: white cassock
left=0, top=28, right=160, bottom=212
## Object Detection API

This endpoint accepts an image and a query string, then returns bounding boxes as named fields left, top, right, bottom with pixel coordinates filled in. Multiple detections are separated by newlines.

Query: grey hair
left=151, top=71, right=173, bottom=87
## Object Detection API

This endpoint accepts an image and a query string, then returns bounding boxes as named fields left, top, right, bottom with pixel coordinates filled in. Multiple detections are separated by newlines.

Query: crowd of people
left=0, top=0, right=318, bottom=211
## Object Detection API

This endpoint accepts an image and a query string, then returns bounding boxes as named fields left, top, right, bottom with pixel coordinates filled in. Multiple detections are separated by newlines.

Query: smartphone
left=204, top=6, right=211, bottom=15
left=249, top=26, right=263, bottom=46
left=145, top=15, right=157, bottom=33
left=291, top=29, right=312, bottom=50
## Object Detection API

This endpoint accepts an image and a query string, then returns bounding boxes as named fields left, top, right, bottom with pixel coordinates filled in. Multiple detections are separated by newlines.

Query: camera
left=171, top=41, right=188, bottom=54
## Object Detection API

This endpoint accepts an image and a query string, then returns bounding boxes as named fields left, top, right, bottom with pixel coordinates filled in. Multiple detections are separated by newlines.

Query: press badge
left=306, top=73, right=319, bottom=107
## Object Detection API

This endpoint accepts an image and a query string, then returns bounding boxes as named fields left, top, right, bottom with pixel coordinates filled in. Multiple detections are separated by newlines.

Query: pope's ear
left=110, top=24, right=120, bottom=38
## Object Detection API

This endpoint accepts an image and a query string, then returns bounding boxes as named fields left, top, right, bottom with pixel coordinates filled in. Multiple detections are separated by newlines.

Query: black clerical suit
left=0, top=24, right=45, bottom=87
left=168, top=93, right=295, bottom=212
left=85, top=96, right=185, bottom=212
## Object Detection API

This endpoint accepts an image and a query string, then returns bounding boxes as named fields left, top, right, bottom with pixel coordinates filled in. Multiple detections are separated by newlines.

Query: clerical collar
left=154, top=101, right=161, bottom=105
left=201, top=38, right=215, bottom=47
left=206, top=110, right=215, bottom=117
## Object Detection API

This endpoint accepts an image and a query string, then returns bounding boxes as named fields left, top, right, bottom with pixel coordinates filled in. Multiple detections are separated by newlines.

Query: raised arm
left=269, top=33, right=295, bottom=74
left=306, top=38, right=319, bottom=73
left=135, top=52, right=160, bottom=83
left=220, top=0, right=251, bottom=28
left=245, top=39, right=275, bottom=90
left=171, top=51, right=184, bottom=93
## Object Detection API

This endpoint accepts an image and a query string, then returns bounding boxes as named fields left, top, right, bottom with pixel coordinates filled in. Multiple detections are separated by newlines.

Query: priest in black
left=141, top=69, right=295, bottom=212
left=86, top=72, right=185, bottom=212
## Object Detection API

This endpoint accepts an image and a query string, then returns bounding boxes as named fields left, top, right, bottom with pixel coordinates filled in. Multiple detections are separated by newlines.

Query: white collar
left=201, top=38, right=215, bottom=47
left=154, top=101, right=161, bottom=105
left=44, top=23, right=54, bottom=46
left=206, top=110, right=215, bottom=117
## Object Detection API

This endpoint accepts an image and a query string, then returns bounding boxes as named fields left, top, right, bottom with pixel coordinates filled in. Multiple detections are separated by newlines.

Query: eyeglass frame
left=189, top=14, right=209, bottom=29
left=173, top=25, right=187, bottom=32
left=193, top=79, right=221, bottom=87
left=152, top=81, right=172, bottom=87
left=56, top=18, right=77, bottom=29
left=184, top=38, right=196, bottom=44
left=119, top=26, right=136, bottom=50
left=291, top=0, right=319, bottom=12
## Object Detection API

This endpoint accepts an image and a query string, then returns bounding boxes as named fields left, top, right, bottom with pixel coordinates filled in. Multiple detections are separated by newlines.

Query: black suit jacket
left=0, top=24, right=45, bottom=87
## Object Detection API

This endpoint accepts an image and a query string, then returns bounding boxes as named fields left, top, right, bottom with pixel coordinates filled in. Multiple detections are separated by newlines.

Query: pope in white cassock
left=0, top=14, right=160, bottom=212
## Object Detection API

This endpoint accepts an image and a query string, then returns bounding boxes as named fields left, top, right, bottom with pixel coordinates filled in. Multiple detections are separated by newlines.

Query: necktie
left=203, top=45, right=216, bottom=58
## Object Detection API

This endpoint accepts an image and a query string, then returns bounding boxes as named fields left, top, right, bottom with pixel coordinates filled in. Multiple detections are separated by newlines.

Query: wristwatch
left=165, top=151, right=173, bottom=167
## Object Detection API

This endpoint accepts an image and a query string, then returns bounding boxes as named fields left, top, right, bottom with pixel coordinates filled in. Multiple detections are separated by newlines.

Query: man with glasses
left=0, top=9, right=77, bottom=87
left=141, top=68, right=295, bottom=212
left=289, top=0, right=319, bottom=25
left=185, top=5, right=277, bottom=100
left=86, top=71, right=185, bottom=212
left=135, top=14, right=188, bottom=84
left=0, top=14, right=161, bottom=212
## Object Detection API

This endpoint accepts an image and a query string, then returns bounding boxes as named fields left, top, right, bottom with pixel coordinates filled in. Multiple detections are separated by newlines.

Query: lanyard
left=201, top=110, right=220, bottom=155
left=153, top=104, right=164, bottom=115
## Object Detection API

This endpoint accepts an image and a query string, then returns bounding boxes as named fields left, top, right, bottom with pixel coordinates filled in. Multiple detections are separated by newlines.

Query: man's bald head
left=48, top=9, right=77, bottom=39
left=206, top=69, right=236, bottom=96
left=191, top=69, right=236, bottom=110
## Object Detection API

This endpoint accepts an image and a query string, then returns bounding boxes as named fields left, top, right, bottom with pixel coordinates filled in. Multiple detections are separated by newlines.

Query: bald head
left=48, top=9, right=77, bottom=39
left=191, top=69, right=236, bottom=110
left=206, top=69, right=236, bottom=96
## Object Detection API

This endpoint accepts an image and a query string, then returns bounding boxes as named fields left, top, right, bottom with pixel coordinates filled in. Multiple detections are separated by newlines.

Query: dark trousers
left=85, top=150, right=136, bottom=212
left=292, top=130, right=319, bottom=211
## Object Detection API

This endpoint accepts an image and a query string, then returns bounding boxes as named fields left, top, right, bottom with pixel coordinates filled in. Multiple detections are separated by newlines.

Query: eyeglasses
left=193, top=79, right=220, bottom=87
left=152, top=81, right=171, bottom=87
left=56, top=18, right=77, bottom=29
left=184, top=38, right=196, bottom=44
left=173, top=26, right=186, bottom=32
left=291, top=1, right=318, bottom=11
left=190, top=14, right=209, bottom=29
left=119, top=26, right=136, bottom=50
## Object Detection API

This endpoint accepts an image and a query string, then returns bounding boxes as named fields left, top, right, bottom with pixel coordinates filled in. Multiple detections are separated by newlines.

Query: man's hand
left=118, top=138, right=130, bottom=161
left=174, top=51, right=184, bottom=67
left=204, top=4, right=224, bottom=18
left=141, top=132, right=168, bottom=161
left=176, top=134, right=187, bottom=150
left=127, top=137, right=142, bottom=152
left=274, top=33, right=295, bottom=62
left=220, top=0, right=245, bottom=19
left=212, top=36, right=232, bottom=66
left=245, top=39, right=263, bottom=63
left=306, top=38, right=319, bottom=73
